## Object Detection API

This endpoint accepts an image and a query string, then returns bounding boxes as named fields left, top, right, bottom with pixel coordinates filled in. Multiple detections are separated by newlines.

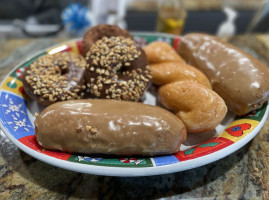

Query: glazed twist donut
left=144, top=41, right=227, bottom=133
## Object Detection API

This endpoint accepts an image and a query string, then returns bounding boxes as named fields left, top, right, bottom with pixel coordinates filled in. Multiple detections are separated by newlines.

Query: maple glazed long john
left=34, top=99, right=187, bottom=156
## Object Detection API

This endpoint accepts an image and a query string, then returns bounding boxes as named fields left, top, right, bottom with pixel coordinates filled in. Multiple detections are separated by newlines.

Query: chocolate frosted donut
left=82, top=24, right=133, bottom=57
left=84, top=36, right=151, bottom=101
left=23, top=52, right=86, bottom=106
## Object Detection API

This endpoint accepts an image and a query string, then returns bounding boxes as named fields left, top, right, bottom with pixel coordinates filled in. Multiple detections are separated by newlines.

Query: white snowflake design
left=2, top=98, right=25, bottom=116
left=134, top=36, right=147, bottom=47
left=2, top=97, right=31, bottom=132
left=77, top=156, right=102, bottom=162
left=7, top=117, right=32, bottom=132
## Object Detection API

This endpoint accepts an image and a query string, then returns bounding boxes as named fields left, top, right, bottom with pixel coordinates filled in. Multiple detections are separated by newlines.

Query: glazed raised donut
left=23, top=52, right=86, bottom=106
left=144, top=41, right=211, bottom=88
left=143, top=41, right=186, bottom=64
left=82, top=24, right=133, bottom=57
left=84, top=36, right=152, bottom=101
left=35, top=99, right=187, bottom=156
left=150, top=62, right=211, bottom=88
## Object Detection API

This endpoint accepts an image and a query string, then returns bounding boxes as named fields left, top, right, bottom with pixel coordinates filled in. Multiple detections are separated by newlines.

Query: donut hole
left=60, top=67, right=69, bottom=75
left=117, top=65, right=129, bottom=73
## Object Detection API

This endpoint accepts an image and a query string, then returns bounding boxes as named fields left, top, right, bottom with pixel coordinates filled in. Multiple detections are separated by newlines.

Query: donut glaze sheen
left=144, top=41, right=186, bottom=64
left=150, top=62, right=211, bottom=88
left=34, top=99, right=187, bottom=156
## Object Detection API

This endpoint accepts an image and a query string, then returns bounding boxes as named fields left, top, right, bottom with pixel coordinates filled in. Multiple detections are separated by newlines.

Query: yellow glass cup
left=156, top=0, right=187, bottom=35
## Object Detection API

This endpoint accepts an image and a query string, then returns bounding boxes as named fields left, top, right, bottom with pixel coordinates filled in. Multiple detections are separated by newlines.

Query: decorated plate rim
left=0, top=32, right=268, bottom=177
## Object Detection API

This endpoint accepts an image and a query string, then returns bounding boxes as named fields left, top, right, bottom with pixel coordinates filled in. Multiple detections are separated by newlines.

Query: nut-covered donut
left=82, top=24, right=133, bottom=57
left=23, top=52, right=86, bottom=105
left=84, top=36, right=151, bottom=101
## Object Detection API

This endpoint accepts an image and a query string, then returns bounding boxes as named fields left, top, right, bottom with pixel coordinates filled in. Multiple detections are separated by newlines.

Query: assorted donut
left=20, top=24, right=269, bottom=155
left=23, top=52, right=86, bottom=106
left=84, top=36, right=151, bottom=101
left=24, top=24, right=151, bottom=104
left=82, top=24, right=133, bottom=57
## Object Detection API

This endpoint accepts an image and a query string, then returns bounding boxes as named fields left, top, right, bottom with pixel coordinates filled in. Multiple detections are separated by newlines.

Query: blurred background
left=0, top=0, right=268, bottom=39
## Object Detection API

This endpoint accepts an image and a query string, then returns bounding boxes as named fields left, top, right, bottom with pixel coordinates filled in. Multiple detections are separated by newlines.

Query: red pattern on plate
left=16, top=67, right=26, bottom=79
left=119, top=158, right=138, bottom=163
left=19, top=135, right=71, bottom=160
left=76, top=40, right=83, bottom=54
left=173, top=37, right=181, bottom=50
left=175, top=137, right=234, bottom=161
left=19, top=86, right=25, bottom=94
left=225, top=123, right=251, bottom=137
left=62, top=46, right=72, bottom=52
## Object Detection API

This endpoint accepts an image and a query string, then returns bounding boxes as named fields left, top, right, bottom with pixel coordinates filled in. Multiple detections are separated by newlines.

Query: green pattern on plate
left=67, top=155, right=153, bottom=168
left=133, top=34, right=174, bottom=45
left=10, top=52, right=46, bottom=81
left=6, top=81, right=17, bottom=89
left=235, top=102, right=268, bottom=122
left=199, top=142, right=220, bottom=148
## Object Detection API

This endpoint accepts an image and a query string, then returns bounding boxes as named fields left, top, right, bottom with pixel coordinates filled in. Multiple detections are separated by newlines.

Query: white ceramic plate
left=0, top=33, right=268, bottom=177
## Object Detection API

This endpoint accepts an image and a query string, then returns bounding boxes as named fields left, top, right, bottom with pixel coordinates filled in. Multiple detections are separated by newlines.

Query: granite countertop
left=0, top=36, right=269, bottom=200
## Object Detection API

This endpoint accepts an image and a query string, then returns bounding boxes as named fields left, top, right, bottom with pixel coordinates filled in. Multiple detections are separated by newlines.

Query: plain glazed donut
left=82, top=24, right=133, bottom=57
left=143, top=41, right=186, bottom=64
left=23, top=52, right=86, bottom=106
left=84, top=36, right=152, bottom=101
left=150, top=62, right=211, bottom=88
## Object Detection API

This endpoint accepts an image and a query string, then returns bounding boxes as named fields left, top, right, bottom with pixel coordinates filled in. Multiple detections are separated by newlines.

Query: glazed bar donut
left=23, top=52, right=86, bottom=106
left=35, top=99, right=187, bottom=156
left=178, top=33, right=269, bottom=115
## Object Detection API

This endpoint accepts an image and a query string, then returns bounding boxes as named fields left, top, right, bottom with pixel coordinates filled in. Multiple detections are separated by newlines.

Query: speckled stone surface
left=0, top=37, right=269, bottom=200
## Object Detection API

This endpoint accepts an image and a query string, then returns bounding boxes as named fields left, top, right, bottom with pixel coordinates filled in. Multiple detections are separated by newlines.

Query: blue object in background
left=61, top=3, right=91, bottom=35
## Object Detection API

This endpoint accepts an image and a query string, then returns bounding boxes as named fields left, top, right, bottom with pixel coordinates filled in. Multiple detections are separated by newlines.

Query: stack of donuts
left=23, top=24, right=151, bottom=105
